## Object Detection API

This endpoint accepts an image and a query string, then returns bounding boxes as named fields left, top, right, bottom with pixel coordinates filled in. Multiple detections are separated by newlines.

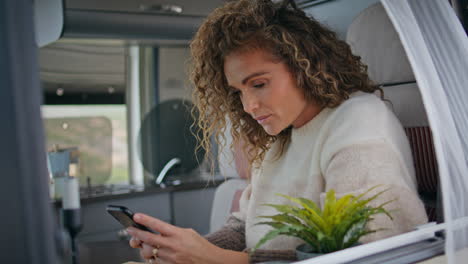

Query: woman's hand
left=129, top=236, right=142, bottom=249
left=127, top=213, right=248, bottom=264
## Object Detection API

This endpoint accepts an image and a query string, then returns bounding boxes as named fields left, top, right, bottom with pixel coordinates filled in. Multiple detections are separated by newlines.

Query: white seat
left=346, top=3, right=428, bottom=128
left=346, top=3, right=440, bottom=222
left=209, top=119, right=248, bottom=233
left=209, top=178, right=247, bottom=233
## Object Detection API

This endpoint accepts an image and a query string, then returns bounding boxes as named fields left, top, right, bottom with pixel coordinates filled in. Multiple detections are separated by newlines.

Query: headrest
left=218, top=119, right=240, bottom=178
left=346, top=3, right=415, bottom=85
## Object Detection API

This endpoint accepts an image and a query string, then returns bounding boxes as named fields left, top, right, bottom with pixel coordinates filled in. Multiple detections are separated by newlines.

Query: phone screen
left=106, top=205, right=156, bottom=233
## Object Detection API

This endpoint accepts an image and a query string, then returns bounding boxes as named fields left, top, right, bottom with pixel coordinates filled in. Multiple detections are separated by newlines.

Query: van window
left=40, top=39, right=129, bottom=187
left=42, top=105, right=128, bottom=186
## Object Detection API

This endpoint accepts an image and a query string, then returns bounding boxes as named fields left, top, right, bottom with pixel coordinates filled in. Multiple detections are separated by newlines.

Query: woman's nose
left=242, top=94, right=260, bottom=114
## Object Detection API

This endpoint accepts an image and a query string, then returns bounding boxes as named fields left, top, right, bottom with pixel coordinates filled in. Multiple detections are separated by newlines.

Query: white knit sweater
left=233, top=92, right=428, bottom=250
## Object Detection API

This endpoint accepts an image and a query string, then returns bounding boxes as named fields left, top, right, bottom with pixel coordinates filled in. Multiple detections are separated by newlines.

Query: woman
left=127, top=0, right=428, bottom=263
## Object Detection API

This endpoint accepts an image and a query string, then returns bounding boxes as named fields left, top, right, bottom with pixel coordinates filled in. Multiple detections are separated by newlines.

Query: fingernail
left=134, top=214, right=142, bottom=221
left=126, top=228, right=134, bottom=234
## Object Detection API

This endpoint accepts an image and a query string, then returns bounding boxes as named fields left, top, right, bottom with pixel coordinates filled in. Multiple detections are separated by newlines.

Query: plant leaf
left=296, top=197, right=322, bottom=214
left=252, top=225, right=291, bottom=252
left=276, top=194, right=328, bottom=232
left=268, top=213, right=303, bottom=225
left=255, top=186, right=395, bottom=254
left=254, top=221, right=286, bottom=229
left=252, top=225, right=311, bottom=252
left=322, top=189, right=337, bottom=220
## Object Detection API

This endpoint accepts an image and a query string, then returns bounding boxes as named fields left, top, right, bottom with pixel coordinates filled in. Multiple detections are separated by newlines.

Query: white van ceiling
left=65, top=0, right=226, bottom=17
left=62, top=0, right=225, bottom=40
left=39, top=0, right=383, bottom=94
left=39, top=39, right=126, bottom=93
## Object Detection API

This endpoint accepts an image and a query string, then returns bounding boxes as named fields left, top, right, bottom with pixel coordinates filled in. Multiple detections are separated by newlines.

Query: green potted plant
left=252, top=186, right=394, bottom=260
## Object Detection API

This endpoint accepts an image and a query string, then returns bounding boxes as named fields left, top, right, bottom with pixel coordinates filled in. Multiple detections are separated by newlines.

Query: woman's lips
left=256, top=115, right=271, bottom=124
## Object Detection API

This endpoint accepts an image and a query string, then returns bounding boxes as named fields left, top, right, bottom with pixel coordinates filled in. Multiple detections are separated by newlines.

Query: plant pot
left=295, top=242, right=362, bottom=261
left=295, top=244, right=323, bottom=260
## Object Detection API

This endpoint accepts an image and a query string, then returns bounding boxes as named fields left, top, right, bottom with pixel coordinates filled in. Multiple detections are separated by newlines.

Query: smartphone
left=106, top=205, right=156, bottom=233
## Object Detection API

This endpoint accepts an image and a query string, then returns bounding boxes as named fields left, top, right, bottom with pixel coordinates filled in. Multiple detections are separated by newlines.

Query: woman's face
left=224, top=49, right=320, bottom=135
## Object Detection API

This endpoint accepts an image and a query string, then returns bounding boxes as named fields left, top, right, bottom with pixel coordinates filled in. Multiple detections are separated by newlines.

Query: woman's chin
left=262, top=125, right=281, bottom=136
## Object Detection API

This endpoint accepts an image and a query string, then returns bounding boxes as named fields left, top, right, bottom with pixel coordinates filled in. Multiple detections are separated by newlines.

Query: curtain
left=382, top=0, right=468, bottom=263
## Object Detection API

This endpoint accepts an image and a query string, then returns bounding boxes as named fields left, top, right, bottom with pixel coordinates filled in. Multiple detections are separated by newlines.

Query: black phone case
left=106, top=205, right=155, bottom=233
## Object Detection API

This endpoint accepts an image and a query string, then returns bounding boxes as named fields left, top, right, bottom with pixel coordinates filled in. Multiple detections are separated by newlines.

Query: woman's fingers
left=153, top=247, right=172, bottom=261
left=127, top=227, right=171, bottom=249
left=129, top=237, right=142, bottom=248
left=140, top=243, right=155, bottom=260
left=133, top=213, right=177, bottom=236
left=128, top=219, right=225, bottom=264
left=139, top=244, right=173, bottom=263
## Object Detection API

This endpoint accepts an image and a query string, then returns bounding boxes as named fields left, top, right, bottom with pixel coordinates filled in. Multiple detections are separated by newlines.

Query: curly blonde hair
left=190, top=0, right=379, bottom=169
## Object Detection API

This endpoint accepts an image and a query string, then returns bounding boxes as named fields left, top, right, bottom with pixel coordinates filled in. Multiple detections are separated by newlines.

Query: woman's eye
left=231, top=90, right=241, bottom=96
left=253, top=83, right=265, bottom=88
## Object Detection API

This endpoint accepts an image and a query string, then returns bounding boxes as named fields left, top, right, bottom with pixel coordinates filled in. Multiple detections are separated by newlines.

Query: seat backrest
left=209, top=178, right=248, bottom=232
left=210, top=119, right=249, bottom=232
left=347, top=3, right=441, bottom=222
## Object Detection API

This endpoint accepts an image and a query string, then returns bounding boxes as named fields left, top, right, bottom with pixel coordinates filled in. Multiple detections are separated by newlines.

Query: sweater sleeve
left=204, top=215, right=246, bottom=251
left=205, top=215, right=297, bottom=263
left=322, top=140, right=428, bottom=243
